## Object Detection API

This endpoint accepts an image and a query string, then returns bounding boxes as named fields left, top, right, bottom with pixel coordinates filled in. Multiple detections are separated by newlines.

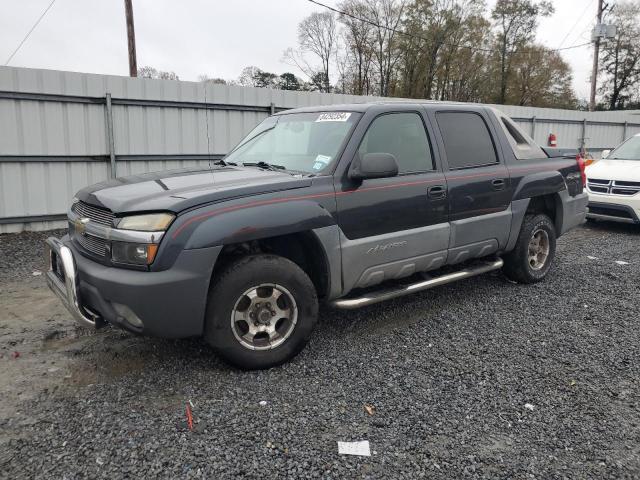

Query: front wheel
left=503, top=213, right=557, bottom=284
left=204, top=254, right=318, bottom=369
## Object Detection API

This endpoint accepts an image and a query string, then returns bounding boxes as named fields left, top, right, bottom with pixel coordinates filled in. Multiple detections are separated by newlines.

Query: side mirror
left=601, top=149, right=611, bottom=159
left=349, top=153, right=399, bottom=181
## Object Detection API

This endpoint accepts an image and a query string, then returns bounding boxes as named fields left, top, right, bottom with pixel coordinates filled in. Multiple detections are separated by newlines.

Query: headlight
left=111, top=242, right=159, bottom=265
left=117, top=213, right=175, bottom=231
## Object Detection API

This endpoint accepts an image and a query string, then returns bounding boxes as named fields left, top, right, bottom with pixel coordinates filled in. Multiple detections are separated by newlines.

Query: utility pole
left=589, top=0, right=605, bottom=111
left=124, top=0, right=137, bottom=77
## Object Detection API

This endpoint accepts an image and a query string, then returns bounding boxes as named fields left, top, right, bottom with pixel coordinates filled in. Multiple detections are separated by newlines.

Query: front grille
left=615, top=180, right=640, bottom=188
left=72, top=201, right=114, bottom=226
left=587, top=178, right=640, bottom=196
left=77, top=234, right=109, bottom=256
left=612, top=187, right=638, bottom=195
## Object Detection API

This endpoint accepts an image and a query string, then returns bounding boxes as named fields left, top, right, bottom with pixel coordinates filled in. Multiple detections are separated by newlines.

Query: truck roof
left=277, top=101, right=492, bottom=115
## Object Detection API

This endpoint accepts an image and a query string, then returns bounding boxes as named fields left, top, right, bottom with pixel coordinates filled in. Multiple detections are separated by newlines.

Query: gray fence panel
left=1, top=65, right=640, bottom=233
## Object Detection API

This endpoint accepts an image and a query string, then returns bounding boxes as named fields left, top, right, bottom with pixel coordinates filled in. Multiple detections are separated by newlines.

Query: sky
left=1, top=0, right=598, bottom=100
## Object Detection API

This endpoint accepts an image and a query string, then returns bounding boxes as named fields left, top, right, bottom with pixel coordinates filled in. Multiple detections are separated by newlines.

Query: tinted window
left=436, top=112, right=498, bottom=169
left=502, top=117, right=528, bottom=145
left=498, top=114, right=547, bottom=160
left=358, top=113, right=434, bottom=173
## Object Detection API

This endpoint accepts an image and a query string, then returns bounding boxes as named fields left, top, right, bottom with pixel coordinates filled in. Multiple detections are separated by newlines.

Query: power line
left=557, top=0, right=596, bottom=49
left=306, top=0, right=591, bottom=55
left=4, top=0, right=58, bottom=66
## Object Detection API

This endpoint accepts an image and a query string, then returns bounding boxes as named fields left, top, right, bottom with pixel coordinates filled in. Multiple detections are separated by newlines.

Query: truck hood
left=586, top=159, right=640, bottom=182
left=76, top=166, right=313, bottom=213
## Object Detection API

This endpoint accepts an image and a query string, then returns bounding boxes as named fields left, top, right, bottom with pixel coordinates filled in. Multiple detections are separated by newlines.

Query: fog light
left=112, top=303, right=144, bottom=329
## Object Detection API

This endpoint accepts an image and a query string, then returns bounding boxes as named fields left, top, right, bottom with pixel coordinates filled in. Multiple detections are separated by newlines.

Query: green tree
left=491, top=0, right=553, bottom=104
left=507, top=45, right=577, bottom=108
left=278, top=73, right=303, bottom=90
left=599, top=1, right=640, bottom=110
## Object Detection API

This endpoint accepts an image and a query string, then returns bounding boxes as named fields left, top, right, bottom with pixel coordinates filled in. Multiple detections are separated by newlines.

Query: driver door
left=335, top=108, right=450, bottom=293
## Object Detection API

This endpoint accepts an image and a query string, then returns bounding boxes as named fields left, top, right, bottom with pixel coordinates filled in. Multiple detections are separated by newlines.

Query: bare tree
left=137, top=66, right=179, bottom=80
left=285, top=0, right=580, bottom=108
left=338, top=0, right=375, bottom=95
left=491, top=0, right=552, bottom=104
left=198, top=74, right=228, bottom=85
left=599, top=1, right=640, bottom=110
left=237, top=66, right=262, bottom=87
left=365, top=0, right=406, bottom=96
left=282, top=47, right=322, bottom=85
left=296, top=12, right=337, bottom=92
left=237, top=66, right=279, bottom=88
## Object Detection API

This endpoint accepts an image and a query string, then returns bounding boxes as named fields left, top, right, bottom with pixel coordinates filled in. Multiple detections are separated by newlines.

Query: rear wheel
left=204, top=254, right=318, bottom=369
left=503, top=213, right=557, bottom=284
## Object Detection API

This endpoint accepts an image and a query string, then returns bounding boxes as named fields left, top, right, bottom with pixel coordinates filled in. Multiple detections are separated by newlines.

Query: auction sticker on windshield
left=316, top=112, right=351, bottom=122
left=313, top=154, right=332, bottom=171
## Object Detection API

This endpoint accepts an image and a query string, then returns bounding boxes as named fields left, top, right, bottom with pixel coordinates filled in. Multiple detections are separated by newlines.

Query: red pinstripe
left=171, top=161, right=576, bottom=239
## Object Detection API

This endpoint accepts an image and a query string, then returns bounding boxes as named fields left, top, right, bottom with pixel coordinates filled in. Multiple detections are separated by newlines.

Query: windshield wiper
left=242, top=161, right=287, bottom=172
left=229, top=126, right=277, bottom=154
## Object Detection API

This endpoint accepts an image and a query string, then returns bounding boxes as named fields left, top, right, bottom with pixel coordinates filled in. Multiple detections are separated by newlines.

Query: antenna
left=203, top=81, right=213, bottom=173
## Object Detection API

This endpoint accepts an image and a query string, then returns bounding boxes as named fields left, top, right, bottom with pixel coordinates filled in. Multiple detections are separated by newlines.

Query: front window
left=608, top=135, right=640, bottom=160
left=225, top=111, right=360, bottom=174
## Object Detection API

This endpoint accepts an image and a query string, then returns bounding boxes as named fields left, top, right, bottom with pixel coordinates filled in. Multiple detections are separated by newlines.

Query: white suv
left=586, top=134, right=640, bottom=224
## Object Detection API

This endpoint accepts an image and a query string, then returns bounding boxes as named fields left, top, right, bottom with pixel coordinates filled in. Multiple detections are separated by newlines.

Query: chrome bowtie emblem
left=75, top=217, right=90, bottom=235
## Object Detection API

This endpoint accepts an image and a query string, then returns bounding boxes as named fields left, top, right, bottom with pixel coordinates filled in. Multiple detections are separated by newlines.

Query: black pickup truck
left=46, top=103, right=588, bottom=369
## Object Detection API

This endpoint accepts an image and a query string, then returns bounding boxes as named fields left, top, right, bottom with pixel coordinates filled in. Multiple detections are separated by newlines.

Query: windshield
left=609, top=135, right=640, bottom=160
left=225, top=111, right=360, bottom=174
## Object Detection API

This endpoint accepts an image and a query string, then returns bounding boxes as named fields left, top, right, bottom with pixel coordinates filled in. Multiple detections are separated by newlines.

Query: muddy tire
left=503, top=214, right=557, bottom=284
left=204, top=254, right=318, bottom=370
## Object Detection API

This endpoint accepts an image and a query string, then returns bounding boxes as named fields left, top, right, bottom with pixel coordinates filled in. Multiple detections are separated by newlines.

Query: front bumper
left=586, top=192, right=640, bottom=224
left=46, top=237, right=101, bottom=328
left=46, top=235, right=222, bottom=337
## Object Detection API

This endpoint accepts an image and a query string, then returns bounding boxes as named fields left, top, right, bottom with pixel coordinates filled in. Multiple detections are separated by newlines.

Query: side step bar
left=331, top=258, right=504, bottom=310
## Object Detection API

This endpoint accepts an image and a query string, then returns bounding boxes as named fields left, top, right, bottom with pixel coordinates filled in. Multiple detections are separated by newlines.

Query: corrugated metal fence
left=1, top=66, right=640, bottom=233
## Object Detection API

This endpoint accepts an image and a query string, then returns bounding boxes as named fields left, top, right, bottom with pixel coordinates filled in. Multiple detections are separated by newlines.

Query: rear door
left=334, top=106, right=449, bottom=293
left=428, top=108, right=513, bottom=264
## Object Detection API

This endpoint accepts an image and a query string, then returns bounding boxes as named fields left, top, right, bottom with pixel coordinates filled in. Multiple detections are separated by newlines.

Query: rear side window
left=499, top=115, right=547, bottom=160
left=436, top=112, right=498, bottom=169
left=358, top=112, right=434, bottom=173
left=502, top=117, right=528, bottom=145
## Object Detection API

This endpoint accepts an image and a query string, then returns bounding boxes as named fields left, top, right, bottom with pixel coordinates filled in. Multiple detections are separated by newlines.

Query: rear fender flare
left=512, top=170, right=566, bottom=200
left=507, top=169, right=567, bottom=251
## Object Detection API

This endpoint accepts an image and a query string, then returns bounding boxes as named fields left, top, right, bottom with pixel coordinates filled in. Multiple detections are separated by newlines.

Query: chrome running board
left=331, top=258, right=504, bottom=310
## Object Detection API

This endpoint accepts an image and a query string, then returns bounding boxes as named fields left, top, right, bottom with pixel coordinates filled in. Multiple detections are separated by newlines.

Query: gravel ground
left=1, top=222, right=639, bottom=479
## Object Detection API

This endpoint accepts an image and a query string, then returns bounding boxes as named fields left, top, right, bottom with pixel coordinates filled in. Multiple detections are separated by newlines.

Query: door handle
left=428, top=185, right=447, bottom=199
left=491, top=178, right=506, bottom=191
